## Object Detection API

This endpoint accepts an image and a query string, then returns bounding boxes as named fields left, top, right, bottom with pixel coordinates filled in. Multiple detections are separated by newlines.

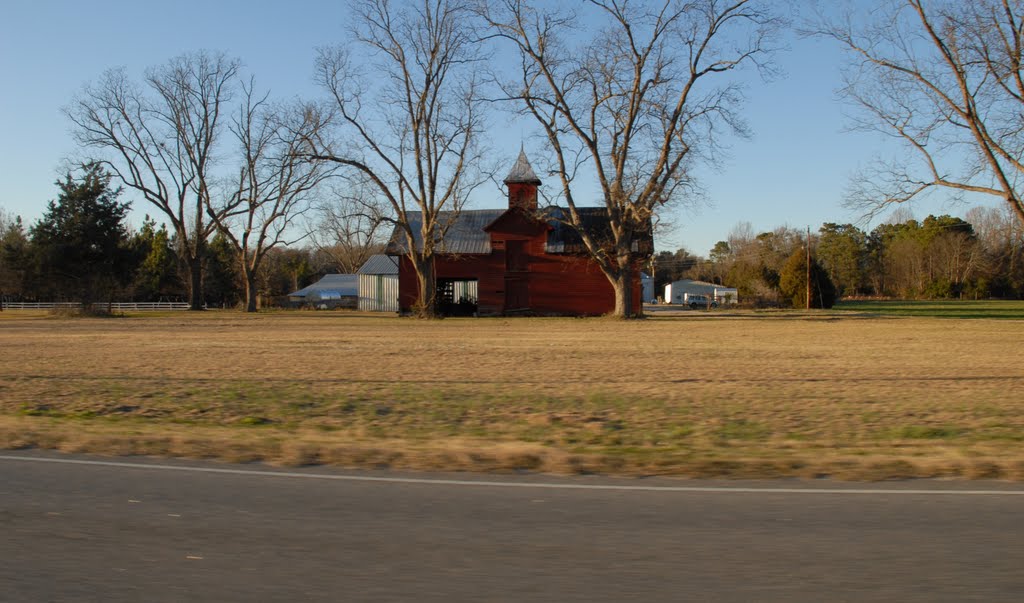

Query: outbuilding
left=641, top=272, right=655, bottom=304
left=288, top=274, right=359, bottom=309
left=357, top=255, right=400, bottom=312
left=664, top=279, right=738, bottom=305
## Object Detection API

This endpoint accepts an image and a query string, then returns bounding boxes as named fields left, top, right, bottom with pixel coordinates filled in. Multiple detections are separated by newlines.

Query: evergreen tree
left=203, top=233, right=241, bottom=308
left=817, top=223, right=868, bottom=297
left=29, top=165, right=134, bottom=307
left=779, top=247, right=837, bottom=309
left=0, top=209, right=28, bottom=302
left=131, top=216, right=181, bottom=301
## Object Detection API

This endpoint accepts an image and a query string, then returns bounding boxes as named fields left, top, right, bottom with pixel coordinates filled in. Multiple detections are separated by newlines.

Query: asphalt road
left=2, top=451, right=1022, bottom=602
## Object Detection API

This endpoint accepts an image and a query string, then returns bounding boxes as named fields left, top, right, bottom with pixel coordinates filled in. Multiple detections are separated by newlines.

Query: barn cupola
left=503, top=148, right=542, bottom=211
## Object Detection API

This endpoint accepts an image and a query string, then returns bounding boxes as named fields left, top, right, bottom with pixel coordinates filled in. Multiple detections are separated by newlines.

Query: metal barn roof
left=288, top=274, right=359, bottom=298
left=357, top=254, right=399, bottom=275
left=386, top=210, right=505, bottom=255
left=386, top=207, right=654, bottom=257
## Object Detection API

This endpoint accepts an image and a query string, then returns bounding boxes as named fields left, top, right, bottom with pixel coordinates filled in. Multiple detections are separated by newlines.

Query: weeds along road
left=2, top=450, right=1023, bottom=603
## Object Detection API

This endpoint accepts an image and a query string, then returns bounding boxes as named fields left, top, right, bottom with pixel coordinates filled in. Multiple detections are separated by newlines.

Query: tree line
left=0, top=166, right=380, bottom=310
left=655, top=206, right=1024, bottom=307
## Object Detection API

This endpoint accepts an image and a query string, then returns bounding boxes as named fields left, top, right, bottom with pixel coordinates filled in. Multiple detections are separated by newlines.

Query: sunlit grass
left=1, top=309, right=1023, bottom=479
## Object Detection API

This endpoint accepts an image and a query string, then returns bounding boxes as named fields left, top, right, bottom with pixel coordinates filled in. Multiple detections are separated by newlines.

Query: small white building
left=664, top=279, right=738, bottom=305
left=357, top=255, right=400, bottom=312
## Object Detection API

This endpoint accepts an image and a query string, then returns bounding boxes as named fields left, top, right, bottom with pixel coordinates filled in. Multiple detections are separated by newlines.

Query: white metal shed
left=357, top=255, right=400, bottom=312
left=664, top=279, right=738, bottom=305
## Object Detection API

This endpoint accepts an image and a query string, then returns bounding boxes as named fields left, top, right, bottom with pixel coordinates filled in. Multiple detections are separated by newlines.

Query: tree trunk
left=609, top=251, right=640, bottom=319
left=412, top=254, right=438, bottom=319
left=611, top=274, right=630, bottom=318
left=244, top=273, right=258, bottom=313
left=239, top=255, right=259, bottom=313
left=186, top=255, right=204, bottom=311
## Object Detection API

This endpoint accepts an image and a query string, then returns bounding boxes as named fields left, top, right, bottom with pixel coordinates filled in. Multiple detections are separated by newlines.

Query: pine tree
left=29, top=164, right=134, bottom=308
left=779, top=247, right=837, bottom=309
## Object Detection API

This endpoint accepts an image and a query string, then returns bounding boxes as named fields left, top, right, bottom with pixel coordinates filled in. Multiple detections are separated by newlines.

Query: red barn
left=387, top=151, right=653, bottom=316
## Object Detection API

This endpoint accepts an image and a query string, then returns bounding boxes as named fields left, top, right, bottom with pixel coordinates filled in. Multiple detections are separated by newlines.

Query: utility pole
left=806, top=226, right=811, bottom=310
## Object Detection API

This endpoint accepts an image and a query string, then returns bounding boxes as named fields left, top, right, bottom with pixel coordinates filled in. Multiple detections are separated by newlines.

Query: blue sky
left=0, top=1, right=992, bottom=256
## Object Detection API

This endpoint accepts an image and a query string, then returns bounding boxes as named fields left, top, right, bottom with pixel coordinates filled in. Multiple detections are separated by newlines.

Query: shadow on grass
left=834, top=300, right=1024, bottom=320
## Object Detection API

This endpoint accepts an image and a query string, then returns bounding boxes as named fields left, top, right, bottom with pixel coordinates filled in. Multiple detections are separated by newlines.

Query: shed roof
left=288, top=274, right=359, bottom=298
left=665, top=279, right=737, bottom=294
left=357, top=254, right=399, bottom=275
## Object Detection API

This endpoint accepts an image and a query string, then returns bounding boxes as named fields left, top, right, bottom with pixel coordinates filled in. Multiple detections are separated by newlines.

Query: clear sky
left=0, top=0, right=993, bottom=257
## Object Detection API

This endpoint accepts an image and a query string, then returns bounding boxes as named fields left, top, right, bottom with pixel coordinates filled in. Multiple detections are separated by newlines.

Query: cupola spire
left=503, top=146, right=542, bottom=185
left=504, top=147, right=541, bottom=210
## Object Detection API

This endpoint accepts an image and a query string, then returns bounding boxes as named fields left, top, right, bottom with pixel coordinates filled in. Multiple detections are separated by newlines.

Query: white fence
left=1, top=302, right=193, bottom=311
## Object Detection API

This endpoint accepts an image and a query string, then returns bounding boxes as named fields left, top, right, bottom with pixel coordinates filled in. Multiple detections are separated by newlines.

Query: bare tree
left=307, top=180, right=390, bottom=274
left=968, top=204, right=1024, bottom=270
left=66, top=51, right=240, bottom=310
left=930, top=230, right=983, bottom=291
left=481, top=0, right=780, bottom=317
left=210, top=85, right=334, bottom=312
left=304, top=0, right=487, bottom=318
left=816, top=0, right=1024, bottom=227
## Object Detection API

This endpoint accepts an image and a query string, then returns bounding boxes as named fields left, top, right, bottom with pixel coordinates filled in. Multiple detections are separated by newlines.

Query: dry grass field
left=2, top=307, right=1023, bottom=480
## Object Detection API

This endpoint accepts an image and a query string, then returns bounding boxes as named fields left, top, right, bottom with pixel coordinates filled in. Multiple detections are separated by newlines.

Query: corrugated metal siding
left=664, top=280, right=739, bottom=304
left=358, top=274, right=400, bottom=312
left=451, top=280, right=478, bottom=302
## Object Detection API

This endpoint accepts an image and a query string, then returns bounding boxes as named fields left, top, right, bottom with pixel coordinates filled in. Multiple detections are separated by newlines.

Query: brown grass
left=2, top=309, right=1023, bottom=479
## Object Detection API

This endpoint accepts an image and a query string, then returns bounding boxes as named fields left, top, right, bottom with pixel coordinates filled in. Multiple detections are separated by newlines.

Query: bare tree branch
left=479, top=0, right=781, bottom=317
left=307, top=178, right=391, bottom=274
left=302, top=0, right=488, bottom=318
left=207, top=86, right=336, bottom=312
left=812, top=0, right=1024, bottom=227
left=65, top=51, right=241, bottom=310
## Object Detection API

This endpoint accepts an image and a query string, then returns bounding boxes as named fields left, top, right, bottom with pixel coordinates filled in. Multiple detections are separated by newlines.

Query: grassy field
left=2, top=305, right=1023, bottom=480
left=835, top=299, right=1024, bottom=319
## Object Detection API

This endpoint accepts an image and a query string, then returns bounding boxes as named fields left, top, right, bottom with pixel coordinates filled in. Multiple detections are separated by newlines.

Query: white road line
left=2, top=454, right=1023, bottom=495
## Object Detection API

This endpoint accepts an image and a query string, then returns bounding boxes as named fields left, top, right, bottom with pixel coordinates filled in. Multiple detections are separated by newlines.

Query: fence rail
left=1, top=302, right=193, bottom=311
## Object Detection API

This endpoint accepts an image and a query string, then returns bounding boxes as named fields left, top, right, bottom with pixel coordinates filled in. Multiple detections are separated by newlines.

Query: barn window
left=437, top=279, right=478, bottom=316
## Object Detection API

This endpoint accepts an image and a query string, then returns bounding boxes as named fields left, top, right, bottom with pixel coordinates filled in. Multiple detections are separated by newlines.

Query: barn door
left=504, top=277, right=528, bottom=311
